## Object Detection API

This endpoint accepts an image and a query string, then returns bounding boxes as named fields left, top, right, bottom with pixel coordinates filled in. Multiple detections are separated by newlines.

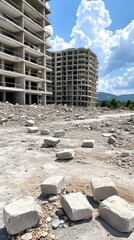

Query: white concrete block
left=56, top=149, right=74, bottom=160
left=82, top=139, right=94, bottom=148
left=54, top=130, right=65, bottom=137
left=99, top=195, right=134, bottom=232
left=42, top=136, right=60, bottom=147
left=27, top=127, right=39, bottom=133
left=40, top=129, right=50, bottom=135
left=41, top=176, right=64, bottom=194
left=60, top=192, right=93, bottom=221
left=25, top=120, right=34, bottom=127
left=3, top=197, right=42, bottom=235
left=91, top=177, right=118, bottom=202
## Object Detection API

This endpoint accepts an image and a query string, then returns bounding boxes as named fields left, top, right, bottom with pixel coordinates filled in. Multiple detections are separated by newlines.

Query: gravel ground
left=0, top=102, right=134, bottom=240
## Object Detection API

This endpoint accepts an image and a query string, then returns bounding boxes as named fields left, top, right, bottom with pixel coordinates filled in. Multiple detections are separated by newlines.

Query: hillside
left=97, top=92, right=134, bottom=101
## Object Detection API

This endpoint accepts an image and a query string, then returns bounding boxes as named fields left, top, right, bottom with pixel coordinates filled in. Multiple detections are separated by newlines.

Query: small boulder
left=108, top=136, right=117, bottom=144
left=3, top=197, right=42, bottom=235
left=40, top=129, right=50, bottom=135
left=61, top=192, right=93, bottom=221
left=91, top=177, right=118, bottom=202
left=56, top=149, right=74, bottom=160
left=27, top=127, right=39, bottom=133
left=82, top=139, right=94, bottom=148
left=99, top=195, right=134, bottom=232
left=41, top=176, right=64, bottom=195
left=25, top=120, right=34, bottom=127
left=42, top=136, right=60, bottom=147
left=54, top=130, right=65, bottom=137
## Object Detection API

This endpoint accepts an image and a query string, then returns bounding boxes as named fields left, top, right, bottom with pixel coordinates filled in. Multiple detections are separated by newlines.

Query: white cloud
left=50, top=0, right=134, bottom=95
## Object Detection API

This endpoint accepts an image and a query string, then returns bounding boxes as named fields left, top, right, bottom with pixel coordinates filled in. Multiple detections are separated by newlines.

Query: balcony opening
left=31, top=82, right=37, bottom=90
left=31, top=94, right=38, bottom=104
left=0, top=92, right=3, bottom=101
left=25, top=94, right=29, bottom=104
left=5, top=78, right=15, bottom=88
left=6, top=92, right=15, bottom=104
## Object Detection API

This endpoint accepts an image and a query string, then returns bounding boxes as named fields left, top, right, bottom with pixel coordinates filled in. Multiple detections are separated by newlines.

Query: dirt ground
left=0, top=103, right=134, bottom=240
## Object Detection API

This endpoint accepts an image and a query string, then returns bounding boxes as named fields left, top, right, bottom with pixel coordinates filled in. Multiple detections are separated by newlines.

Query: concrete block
left=60, top=192, right=93, bottom=221
left=56, top=149, right=74, bottom=160
left=25, top=120, right=34, bottom=127
left=42, top=136, right=60, bottom=147
left=91, top=177, right=118, bottom=202
left=41, top=176, right=64, bottom=194
left=108, top=136, right=117, bottom=144
left=40, top=129, right=50, bottom=135
left=99, top=195, right=134, bottom=232
left=3, top=197, right=42, bottom=235
left=82, top=139, right=94, bottom=148
left=54, top=130, right=65, bottom=137
left=27, top=127, right=39, bottom=133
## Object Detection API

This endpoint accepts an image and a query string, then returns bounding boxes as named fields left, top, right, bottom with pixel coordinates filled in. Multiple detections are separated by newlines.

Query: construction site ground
left=0, top=102, right=134, bottom=240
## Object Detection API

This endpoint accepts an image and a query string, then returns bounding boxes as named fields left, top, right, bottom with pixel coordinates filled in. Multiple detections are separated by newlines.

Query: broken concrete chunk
left=25, top=120, right=34, bottom=127
left=42, top=136, right=60, bottom=147
left=54, top=130, right=65, bottom=137
left=91, top=177, right=118, bottom=202
left=108, top=136, right=117, bottom=144
left=99, top=195, right=134, bottom=232
left=82, top=139, right=94, bottom=148
left=56, top=149, right=74, bottom=160
left=41, top=176, right=64, bottom=195
left=40, top=129, right=50, bottom=135
left=60, top=192, right=93, bottom=221
left=27, top=127, right=39, bottom=133
left=3, top=196, right=42, bottom=235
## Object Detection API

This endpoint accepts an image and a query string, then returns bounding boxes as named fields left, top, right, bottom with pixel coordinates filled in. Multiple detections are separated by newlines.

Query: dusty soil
left=0, top=102, right=134, bottom=240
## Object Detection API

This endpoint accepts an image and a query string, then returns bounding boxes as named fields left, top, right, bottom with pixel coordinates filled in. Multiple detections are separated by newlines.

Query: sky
left=47, top=0, right=134, bottom=95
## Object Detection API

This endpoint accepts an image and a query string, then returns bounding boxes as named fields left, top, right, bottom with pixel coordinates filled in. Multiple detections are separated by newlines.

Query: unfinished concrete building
left=0, top=0, right=52, bottom=105
left=47, top=48, right=98, bottom=107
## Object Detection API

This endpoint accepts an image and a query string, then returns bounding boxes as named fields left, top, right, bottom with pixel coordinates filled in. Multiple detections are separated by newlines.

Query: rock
left=108, top=136, right=117, bottom=144
left=102, top=133, right=113, bottom=137
left=0, top=118, right=8, bottom=124
left=47, top=216, right=52, bottom=223
left=3, top=197, right=42, bottom=235
left=91, top=177, right=118, bottom=202
left=56, top=149, right=74, bottom=160
left=40, top=129, right=50, bottom=135
left=121, top=151, right=130, bottom=158
left=27, top=127, right=39, bottom=133
left=81, top=139, right=94, bottom=148
left=21, top=233, right=32, bottom=240
left=42, top=136, right=60, bottom=147
left=60, top=192, right=93, bottom=221
left=48, top=196, right=57, bottom=203
left=41, top=176, right=64, bottom=195
left=52, top=217, right=61, bottom=229
left=77, top=116, right=85, bottom=120
left=54, top=130, right=65, bottom=137
left=25, top=120, right=34, bottom=127
left=99, top=195, right=134, bottom=232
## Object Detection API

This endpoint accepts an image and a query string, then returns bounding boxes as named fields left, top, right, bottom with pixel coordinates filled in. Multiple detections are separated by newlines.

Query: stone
left=99, top=195, right=134, bottom=232
left=102, top=133, right=113, bottom=137
left=48, top=196, right=57, bottom=203
left=56, top=149, right=74, bottom=160
left=91, top=177, right=118, bottom=202
left=54, top=130, right=65, bottom=137
left=52, top=217, right=61, bottom=229
left=27, top=127, right=39, bottom=133
left=81, top=139, right=94, bottom=148
left=60, top=192, right=93, bottom=221
left=21, top=233, right=32, bottom=240
left=121, top=151, right=130, bottom=158
left=40, top=129, right=50, bottom=135
left=108, top=136, right=117, bottom=144
left=3, top=197, right=42, bottom=235
left=41, top=176, right=64, bottom=195
left=42, top=136, right=60, bottom=147
left=25, top=120, right=34, bottom=127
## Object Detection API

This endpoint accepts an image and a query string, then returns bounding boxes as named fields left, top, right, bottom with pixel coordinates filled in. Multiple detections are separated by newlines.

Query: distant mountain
left=97, top=92, right=134, bottom=101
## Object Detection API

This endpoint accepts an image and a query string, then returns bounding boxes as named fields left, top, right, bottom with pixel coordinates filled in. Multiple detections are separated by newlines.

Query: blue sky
left=48, top=0, right=134, bottom=95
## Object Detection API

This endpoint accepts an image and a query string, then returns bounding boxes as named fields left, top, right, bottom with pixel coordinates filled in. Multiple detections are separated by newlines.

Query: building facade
left=47, top=48, right=98, bottom=107
left=0, top=0, right=52, bottom=105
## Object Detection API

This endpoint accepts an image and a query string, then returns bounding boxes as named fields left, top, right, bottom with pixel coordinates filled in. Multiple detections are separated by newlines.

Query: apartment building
left=0, top=0, right=52, bottom=105
left=47, top=48, right=98, bottom=107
